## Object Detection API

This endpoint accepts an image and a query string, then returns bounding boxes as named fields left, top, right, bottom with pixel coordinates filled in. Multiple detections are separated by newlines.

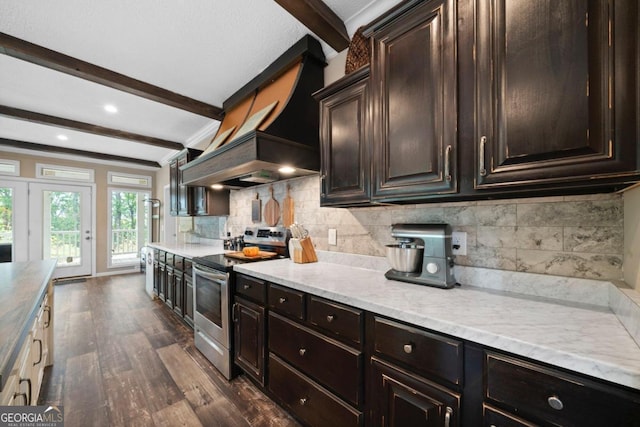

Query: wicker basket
left=345, top=27, right=371, bottom=74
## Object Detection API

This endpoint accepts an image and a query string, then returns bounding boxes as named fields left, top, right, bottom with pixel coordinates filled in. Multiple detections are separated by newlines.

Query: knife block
left=290, top=237, right=317, bottom=263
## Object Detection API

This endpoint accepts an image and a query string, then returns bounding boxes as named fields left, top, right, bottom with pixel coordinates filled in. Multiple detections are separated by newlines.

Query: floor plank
left=39, top=273, right=299, bottom=427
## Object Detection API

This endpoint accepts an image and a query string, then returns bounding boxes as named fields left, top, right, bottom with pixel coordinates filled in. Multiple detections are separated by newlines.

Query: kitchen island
left=0, top=260, right=56, bottom=405
left=234, top=252, right=640, bottom=426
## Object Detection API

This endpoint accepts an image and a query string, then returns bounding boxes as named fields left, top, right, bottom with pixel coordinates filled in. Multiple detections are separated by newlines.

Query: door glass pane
left=44, top=191, right=81, bottom=266
left=111, top=191, right=143, bottom=266
left=0, top=188, right=13, bottom=262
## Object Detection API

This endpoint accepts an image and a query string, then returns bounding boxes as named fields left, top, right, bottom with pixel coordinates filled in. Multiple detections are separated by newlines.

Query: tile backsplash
left=195, top=175, right=624, bottom=281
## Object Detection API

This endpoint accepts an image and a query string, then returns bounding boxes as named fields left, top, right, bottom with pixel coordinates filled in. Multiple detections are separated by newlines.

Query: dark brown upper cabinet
left=314, top=66, right=371, bottom=207
left=474, top=0, right=639, bottom=190
left=366, top=0, right=458, bottom=202
left=170, top=149, right=230, bottom=217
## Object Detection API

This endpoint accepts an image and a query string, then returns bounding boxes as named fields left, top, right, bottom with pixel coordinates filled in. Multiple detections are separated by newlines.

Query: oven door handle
left=193, top=265, right=228, bottom=282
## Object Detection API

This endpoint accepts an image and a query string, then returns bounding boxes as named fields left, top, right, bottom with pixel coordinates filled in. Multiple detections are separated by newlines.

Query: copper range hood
left=181, top=35, right=326, bottom=188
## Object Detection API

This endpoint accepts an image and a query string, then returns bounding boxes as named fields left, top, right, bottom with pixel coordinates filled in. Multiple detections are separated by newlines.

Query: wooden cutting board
left=264, top=185, right=280, bottom=226
left=225, top=251, right=278, bottom=261
left=282, top=184, right=294, bottom=227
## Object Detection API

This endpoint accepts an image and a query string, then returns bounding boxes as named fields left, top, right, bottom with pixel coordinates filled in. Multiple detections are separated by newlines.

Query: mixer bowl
left=385, top=244, right=424, bottom=272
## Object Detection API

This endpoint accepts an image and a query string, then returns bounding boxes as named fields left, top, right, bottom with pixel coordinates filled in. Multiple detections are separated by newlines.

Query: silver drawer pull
left=326, top=315, right=335, bottom=323
left=444, top=407, right=453, bottom=427
left=479, top=136, right=487, bottom=177
left=299, top=398, right=307, bottom=406
left=299, top=348, right=306, bottom=356
left=403, top=344, right=413, bottom=354
left=279, top=297, right=287, bottom=304
left=547, top=395, right=564, bottom=410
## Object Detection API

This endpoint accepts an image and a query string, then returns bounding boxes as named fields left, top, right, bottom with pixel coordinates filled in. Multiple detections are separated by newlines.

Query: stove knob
left=426, top=262, right=439, bottom=274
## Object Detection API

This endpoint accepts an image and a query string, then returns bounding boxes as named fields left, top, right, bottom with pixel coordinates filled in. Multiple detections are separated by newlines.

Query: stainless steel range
left=192, top=226, right=289, bottom=379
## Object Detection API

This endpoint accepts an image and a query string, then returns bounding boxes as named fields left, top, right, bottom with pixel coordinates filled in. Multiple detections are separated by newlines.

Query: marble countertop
left=0, top=260, right=56, bottom=392
left=234, top=253, right=640, bottom=391
left=147, top=241, right=225, bottom=259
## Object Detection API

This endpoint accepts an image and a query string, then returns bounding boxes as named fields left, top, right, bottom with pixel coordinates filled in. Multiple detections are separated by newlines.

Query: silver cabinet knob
left=403, top=344, right=413, bottom=354
left=547, top=395, right=564, bottom=410
left=243, top=284, right=251, bottom=290
left=279, top=297, right=287, bottom=304
left=299, top=398, right=307, bottom=406
left=326, top=315, right=335, bottom=323
left=299, top=348, right=306, bottom=356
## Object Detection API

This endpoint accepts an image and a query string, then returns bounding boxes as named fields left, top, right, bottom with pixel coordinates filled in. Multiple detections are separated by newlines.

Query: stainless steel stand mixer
left=385, top=224, right=457, bottom=289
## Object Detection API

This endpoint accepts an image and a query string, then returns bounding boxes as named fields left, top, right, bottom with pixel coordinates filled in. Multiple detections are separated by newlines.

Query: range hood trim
left=180, top=131, right=320, bottom=188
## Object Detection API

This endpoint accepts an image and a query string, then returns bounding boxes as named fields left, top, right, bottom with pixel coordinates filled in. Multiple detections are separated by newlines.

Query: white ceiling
left=0, top=0, right=401, bottom=168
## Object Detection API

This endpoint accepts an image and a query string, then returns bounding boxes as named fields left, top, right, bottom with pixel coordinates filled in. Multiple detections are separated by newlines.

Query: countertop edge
left=0, top=260, right=56, bottom=393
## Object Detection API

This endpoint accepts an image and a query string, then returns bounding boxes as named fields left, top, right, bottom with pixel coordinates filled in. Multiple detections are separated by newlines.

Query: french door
left=29, top=183, right=93, bottom=278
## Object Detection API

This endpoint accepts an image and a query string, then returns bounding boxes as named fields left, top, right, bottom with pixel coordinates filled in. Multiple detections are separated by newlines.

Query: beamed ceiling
left=0, top=0, right=401, bottom=169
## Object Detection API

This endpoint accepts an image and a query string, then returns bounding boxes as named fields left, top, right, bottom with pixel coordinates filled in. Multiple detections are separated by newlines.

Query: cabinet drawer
left=269, top=312, right=363, bottom=407
left=483, top=404, right=537, bottom=427
left=235, top=274, right=266, bottom=304
left=268, top=284, right=304, bottom=320
left=372, top=316, right=463, bottom=387
left=269, top=354, right=363, bottom=427
left=183, top=259, right=193, bottom=277
left=308, top=296, right=362, bottom=347
left=157, top=250, right=166, bottom=263
left=173, top=255, right=184, bottom=272
left=165, top=253, right=174, bottom=267
left=485, top=352, right=640, bottom=426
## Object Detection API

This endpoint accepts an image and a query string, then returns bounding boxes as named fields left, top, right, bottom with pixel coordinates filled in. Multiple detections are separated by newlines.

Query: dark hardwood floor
left=39, top=273, right=299, bottom=427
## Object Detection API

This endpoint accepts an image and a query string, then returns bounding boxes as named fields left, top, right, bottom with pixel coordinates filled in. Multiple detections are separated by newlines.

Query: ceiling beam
left=274, top=0, right=350, bottom=52
left=0, top=105, right=184, bottom=151
left=0, top=32, right=224, bottom=120
left=0, top=138, right=161, bottom=168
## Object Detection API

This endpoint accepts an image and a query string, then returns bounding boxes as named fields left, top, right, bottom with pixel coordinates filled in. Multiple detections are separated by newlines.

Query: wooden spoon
left=264, top=185, right=280, bottom=226
left=282, top=184, right=294, bottom=227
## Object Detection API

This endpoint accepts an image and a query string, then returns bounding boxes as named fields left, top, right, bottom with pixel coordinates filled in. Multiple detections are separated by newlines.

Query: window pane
left=44, top=191, right=81, bottom=266
left=111, top=191, right=140, bottom=265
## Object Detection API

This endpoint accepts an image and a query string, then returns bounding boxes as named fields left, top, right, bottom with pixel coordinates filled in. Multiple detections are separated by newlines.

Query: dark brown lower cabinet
left=184, top=275, right=194, bottom=327
left=370, top=357, right=460, bottom=427
left=484, top=352, right=640, bottom=426
left=233, top=297, right=265, bottom=386
left=269, top=353, right=363, bottom=427
left=165, top=266, right=175, bottom=309
left=231, top=274, right=640, bottom=427
left=173, top=270, right=183, bottom=316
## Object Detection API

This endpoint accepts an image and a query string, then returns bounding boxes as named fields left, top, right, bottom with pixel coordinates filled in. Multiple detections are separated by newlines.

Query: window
left=108, top=171, right=152, bottom=188
left=108, top=188, right=150, bottom=268
left=0, top=159, right=20, bottom=176
left=36, top=163, right=94, bottom=182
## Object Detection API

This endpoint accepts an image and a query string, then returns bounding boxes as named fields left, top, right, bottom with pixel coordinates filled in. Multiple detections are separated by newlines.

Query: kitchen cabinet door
left=369, top=0, right=457, bottom=201
left=184, top=275, right=194, bottom=327
left=370, top=357, right=460, bottom=427
left=173, top=270, right=183, bottom=316
left=233, top=297, right=265, bottom=386
left=316, top=66, right=371, bottom=206
left=475, top=0, right=639, bottom=189
left=176, top=155, right=195, bottom=216
left=169, top=160, right=179, bottom=216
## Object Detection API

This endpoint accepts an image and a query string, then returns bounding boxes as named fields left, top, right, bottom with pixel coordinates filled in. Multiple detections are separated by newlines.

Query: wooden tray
left=225, top=251, right=278, bottom=261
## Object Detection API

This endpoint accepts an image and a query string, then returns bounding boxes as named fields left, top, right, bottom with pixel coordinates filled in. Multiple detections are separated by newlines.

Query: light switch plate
left=328, top=228, right=337, bottom=246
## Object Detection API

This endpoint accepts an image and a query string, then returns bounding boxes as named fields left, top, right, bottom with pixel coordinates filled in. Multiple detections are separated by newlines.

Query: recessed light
left=211, top=184, right=224, bottom=190
left=278, top=166, right=296, bottom=174
left=57, top=134, right=68, bottom=141
left=104, top=104, right=118, bottom=113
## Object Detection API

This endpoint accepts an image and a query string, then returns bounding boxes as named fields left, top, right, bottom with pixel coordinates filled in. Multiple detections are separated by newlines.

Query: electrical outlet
left=328, top=228, right=337, bottom=246
left=451, top=231, right=467, bottom=256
